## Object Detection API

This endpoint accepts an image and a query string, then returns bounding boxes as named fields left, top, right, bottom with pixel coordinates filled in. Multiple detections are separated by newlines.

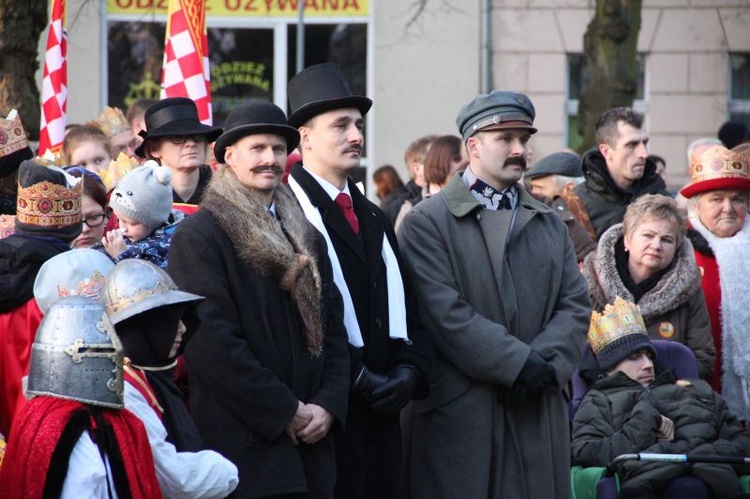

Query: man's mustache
left=251, top=164, right=284, bottom=174
left=504, top=156, right=527, bottom=170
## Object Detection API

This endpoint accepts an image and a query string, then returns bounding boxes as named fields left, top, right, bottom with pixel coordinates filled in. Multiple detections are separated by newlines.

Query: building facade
left=49, top=0, right=750, bottom=193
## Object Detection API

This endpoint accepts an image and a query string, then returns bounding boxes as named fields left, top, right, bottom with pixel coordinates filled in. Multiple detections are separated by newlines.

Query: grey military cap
left=456, top=90, right=537, bottom=142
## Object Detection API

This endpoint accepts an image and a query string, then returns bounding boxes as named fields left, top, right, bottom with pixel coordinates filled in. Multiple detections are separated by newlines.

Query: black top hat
left=135, top=97, right=223, bottom=158
left=287, top=63, right=372, bottom=129
left=213, top=101, right=301, bottom=164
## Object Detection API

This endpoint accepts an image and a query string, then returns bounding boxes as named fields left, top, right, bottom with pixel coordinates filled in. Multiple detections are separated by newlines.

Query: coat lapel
left=350, top=180, right=384, bottom=272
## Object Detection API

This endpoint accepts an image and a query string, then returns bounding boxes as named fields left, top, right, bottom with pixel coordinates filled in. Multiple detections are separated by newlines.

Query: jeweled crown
left=691, top=145, right=749, bottom=183
left=588, top=297, right=647, bottom=354
left=16, top=178, right=83, bottom=228
left=0, top=109, right=29, bottom=158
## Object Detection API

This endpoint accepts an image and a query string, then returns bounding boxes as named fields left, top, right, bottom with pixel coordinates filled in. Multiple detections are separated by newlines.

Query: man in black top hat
left=168, top=100, right=350, bottom=498
left=136, top=97, right=222, bottom=208
left=286, top=63, right=431, bottom=499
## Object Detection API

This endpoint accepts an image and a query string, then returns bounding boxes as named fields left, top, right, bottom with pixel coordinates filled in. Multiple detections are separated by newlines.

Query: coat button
left=373, top=281, right=378, bottom=289
left=375, top=318, right=382, bottom=328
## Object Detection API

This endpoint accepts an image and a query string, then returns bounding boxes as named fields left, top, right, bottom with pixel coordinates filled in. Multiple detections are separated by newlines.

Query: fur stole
left=689, top=213, right=750, bottom=420
left=202, top=167, right=323, bottom=356
left=582, top=223, right=701, bottom=321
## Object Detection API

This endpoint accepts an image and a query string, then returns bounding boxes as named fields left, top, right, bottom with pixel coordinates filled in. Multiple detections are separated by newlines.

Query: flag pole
left=296, top=1, right=305, bottom=74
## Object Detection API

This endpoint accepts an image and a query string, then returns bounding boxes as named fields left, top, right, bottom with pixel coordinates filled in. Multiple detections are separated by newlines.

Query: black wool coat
left=289, top=164, right=432, bottom=499
left=168, top=207, right=349, bottom=499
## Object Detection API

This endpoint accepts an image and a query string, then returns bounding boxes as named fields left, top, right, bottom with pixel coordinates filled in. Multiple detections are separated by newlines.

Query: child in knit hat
left=96, top=161, right=184, bottom=268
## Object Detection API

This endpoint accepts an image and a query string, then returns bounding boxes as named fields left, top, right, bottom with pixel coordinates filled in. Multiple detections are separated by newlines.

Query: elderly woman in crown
left=582, top=193, right=715, bottom=381
left=682, top=145, right=750, bottom=417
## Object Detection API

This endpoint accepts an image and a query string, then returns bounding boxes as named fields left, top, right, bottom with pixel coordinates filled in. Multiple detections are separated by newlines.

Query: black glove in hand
left=370, top=365, right=419, bottom=414
left=516, top=350, right=555, bottom=392
left=352, top=367, right=389, bottom=402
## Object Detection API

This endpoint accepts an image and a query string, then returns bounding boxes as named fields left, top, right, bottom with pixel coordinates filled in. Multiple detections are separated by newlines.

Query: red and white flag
left=160, top=0, right=212, bottom=125
left=38, top=0, right=67, bottom=155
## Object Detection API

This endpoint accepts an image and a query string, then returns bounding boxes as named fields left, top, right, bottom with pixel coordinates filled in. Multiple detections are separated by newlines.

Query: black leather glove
left=370, top=365, right=419, bottom=414
left=516, top=350, right=555, bottom=392
left=352, top=367, right=389, bottom=402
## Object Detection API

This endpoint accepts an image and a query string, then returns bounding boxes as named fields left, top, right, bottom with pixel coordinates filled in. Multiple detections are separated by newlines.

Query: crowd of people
left=1, top=62, right=750, bottom=498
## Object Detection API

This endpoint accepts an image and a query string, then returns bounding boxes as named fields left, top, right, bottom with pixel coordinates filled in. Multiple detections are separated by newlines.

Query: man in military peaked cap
left=398, top=90, right=591, bottom=498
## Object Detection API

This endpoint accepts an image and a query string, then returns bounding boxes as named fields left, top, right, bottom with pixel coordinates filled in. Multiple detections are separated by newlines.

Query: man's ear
left=466, top=137, right=481, bottom=159
left=598, top=142, right=611, bottom=161
left=298, top=126, right=311, bottom=152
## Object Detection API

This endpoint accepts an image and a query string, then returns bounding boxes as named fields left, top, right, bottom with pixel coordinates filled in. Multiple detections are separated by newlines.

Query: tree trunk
left=0, top=0, right=47, bottom=141
left=577, top=0, right=642, bottom=153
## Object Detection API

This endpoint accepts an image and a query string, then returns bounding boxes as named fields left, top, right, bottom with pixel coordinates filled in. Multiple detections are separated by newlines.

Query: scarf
left=288, top=175, right=409, bottom=347
left=462, top=167, right=518, bottom=210
left=202, top=167, right=324, bottom=356
left=689, top=212, right=750, bottom=420
left=0, top=396, right=161, bottom=499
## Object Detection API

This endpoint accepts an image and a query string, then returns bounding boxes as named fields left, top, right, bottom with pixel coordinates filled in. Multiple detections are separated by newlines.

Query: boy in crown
left=572, top=297, right=750, bottom=499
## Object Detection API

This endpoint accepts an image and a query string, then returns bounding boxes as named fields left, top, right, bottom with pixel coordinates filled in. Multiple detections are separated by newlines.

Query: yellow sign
left=108, top=0, right=368, bottom=17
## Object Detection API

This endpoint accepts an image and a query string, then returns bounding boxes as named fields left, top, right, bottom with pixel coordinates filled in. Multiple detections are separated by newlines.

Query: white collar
left=303, top=166, right=352, bottom=201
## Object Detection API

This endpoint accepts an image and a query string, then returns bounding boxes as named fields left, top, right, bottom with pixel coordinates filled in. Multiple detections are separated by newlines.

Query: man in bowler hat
left=524, top=151, right=596, bottom=262
left=286, top=63, right=431, bottom=499
left=168, top=100, right=350, bottom=498
left=397, top=90, right=591, bottom=498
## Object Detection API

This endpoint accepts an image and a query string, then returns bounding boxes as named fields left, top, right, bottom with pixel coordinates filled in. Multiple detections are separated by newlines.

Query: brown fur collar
left=582, top=223, right=701, bottom=322
left=202, top=166, right=323, bottom=356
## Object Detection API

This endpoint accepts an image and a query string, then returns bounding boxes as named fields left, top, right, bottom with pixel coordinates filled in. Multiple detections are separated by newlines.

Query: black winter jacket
left=573, top=150, right=670, bottom=239
left=572, top=369, right=750, bottom=496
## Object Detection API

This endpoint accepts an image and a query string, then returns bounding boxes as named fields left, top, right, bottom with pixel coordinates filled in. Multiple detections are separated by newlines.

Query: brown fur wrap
left=201, top=166, right=323, bottom=356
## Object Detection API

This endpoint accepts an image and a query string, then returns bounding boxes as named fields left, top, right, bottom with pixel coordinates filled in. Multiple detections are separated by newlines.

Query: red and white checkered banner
left=38, top=0, right=67, bottom=155
left=160, top=0, right=212, bottom=125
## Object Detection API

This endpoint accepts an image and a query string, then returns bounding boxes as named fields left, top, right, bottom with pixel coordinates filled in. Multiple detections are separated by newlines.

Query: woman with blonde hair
left=582, top=194, right=714, bottom=380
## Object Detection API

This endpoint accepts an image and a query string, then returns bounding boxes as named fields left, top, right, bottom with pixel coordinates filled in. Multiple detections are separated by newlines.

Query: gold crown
left=588, top=297, right=647, bottom=355
left=0, top=110, right=30, bottom=158
left=97, top=152, right=139, bottom=192
left=90, top=107, right=130, bottom=139
left=691, top=145, right=749, bottom=183
left=33, top=149, right=64, bottom=167
left=16, top=179, right=83, bottom=228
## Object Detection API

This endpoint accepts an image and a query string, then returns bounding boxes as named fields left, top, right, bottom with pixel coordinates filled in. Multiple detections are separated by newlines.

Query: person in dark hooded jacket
left=572, top=297, right=750, bottom=499
left=573, top=107, right=670, bottom=239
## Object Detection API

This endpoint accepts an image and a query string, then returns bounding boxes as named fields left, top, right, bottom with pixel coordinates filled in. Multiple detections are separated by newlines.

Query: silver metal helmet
left=27, top=295, right=124, bottom=408
left=101, top=259, right=203, bottom=325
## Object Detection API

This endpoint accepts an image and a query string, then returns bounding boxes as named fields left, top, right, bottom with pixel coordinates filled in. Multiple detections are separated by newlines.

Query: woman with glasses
left=134, top=98, right=222, bottom=208
left=66, top=168, right=110, bottom=248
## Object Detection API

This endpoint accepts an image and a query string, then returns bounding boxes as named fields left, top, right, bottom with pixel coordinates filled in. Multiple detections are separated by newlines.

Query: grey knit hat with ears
left=110, top=161, right=172, bottom=233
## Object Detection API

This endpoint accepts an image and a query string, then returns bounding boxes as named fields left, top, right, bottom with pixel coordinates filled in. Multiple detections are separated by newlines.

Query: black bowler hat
left=213, top=101, right=301, bottom=164
left=287, top=63, right=372, bottom=128
left=135, top=97, right=223, bottom=158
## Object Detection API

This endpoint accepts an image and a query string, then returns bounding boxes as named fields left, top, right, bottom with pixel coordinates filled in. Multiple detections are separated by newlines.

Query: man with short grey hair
left=398, top=90, right=591, bottom=498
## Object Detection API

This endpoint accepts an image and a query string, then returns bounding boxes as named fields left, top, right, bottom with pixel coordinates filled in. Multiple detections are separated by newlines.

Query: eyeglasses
left=168, top=134, right=208, bottom=145
left=83, top=213, right=107, bottom=228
